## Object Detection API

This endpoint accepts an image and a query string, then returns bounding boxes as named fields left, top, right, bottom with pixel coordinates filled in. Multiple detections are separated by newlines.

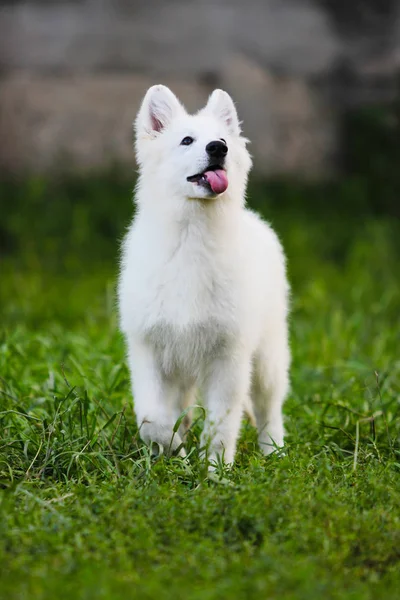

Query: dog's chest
left=139, top=230, right=237, bottom=375
left=141, top=230, right=235, bottom=327
left=144, top=257, right=234, bottom=377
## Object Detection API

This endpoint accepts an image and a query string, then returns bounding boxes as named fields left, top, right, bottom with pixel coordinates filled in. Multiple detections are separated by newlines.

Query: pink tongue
left=203, top=169, right=228, bottom=194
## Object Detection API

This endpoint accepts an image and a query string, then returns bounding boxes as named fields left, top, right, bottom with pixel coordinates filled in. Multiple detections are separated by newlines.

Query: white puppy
left=118, top=85, right=290, bottom=465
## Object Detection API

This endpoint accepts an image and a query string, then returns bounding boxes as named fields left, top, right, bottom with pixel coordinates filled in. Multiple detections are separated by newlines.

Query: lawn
left=0, top=175, right=399, bottom=599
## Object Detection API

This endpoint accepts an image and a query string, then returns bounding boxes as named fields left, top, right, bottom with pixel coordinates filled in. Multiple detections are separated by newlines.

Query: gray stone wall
left=1, top=0, right=399, bottom=176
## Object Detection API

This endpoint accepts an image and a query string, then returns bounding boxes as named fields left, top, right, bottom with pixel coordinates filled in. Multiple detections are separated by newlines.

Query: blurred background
left=1, top=0, right=399, bottom=178
left=0, top=0, right=399, bottom=325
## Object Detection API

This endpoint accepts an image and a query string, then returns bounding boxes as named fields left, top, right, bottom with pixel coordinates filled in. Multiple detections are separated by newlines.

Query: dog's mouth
left=186, top=165, right=228, bottom=195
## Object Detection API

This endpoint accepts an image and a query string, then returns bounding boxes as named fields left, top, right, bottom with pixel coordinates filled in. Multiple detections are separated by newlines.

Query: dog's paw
left=259, top=431, right=285, bottom=457
left=140, top=421, right=186, bottom=457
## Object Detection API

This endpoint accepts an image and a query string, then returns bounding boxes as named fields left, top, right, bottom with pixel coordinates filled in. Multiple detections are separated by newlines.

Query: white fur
left=118, top=85, right=290, bottom=465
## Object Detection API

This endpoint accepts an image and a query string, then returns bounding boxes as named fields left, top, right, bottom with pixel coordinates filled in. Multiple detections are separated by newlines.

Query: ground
left=0, top=176, right=399, bottom=599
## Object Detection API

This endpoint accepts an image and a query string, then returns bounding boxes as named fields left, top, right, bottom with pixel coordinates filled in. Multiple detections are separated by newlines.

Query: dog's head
left=135, top=85, right=252, bottom=203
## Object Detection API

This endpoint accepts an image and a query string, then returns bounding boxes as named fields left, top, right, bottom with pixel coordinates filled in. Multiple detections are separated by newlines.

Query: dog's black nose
left=206, top=140, right=228, bottom=160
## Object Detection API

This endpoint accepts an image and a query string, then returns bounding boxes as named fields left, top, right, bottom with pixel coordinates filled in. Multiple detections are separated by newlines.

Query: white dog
left=118, top=85, right=290, bottom=465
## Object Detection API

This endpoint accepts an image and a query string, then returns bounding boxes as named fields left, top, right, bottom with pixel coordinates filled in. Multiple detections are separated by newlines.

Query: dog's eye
left=181, top=136, right=194, bottom=146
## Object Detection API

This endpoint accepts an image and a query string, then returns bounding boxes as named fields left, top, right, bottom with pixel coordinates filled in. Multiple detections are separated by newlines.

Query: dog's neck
left=136, top=182, right=243, bottom=238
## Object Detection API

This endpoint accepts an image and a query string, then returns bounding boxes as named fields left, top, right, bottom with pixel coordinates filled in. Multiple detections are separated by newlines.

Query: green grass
left=1, top=176, right=400, bottom=599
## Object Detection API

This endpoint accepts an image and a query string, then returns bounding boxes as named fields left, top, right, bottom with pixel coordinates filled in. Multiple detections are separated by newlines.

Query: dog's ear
left=136, top=85, right=185, bottom=136
left=205, top=89, right=241, bottom=136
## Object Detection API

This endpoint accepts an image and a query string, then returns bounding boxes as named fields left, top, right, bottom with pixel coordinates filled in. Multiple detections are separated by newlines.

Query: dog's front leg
left=127, top=338, right=184, bottom=456
left=201, top=353, right=252, bottom=466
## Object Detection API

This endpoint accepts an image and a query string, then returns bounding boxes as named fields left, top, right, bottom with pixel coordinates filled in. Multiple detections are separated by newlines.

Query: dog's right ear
left=135, top=85, right=185, bottom=137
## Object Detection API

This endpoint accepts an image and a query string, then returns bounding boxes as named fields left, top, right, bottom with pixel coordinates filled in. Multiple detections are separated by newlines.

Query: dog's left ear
left=205, top=89, right=241, bottom=136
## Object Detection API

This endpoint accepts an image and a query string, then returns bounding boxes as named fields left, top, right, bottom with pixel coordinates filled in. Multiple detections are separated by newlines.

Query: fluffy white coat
left=118, top=85, right=290, bottom=464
